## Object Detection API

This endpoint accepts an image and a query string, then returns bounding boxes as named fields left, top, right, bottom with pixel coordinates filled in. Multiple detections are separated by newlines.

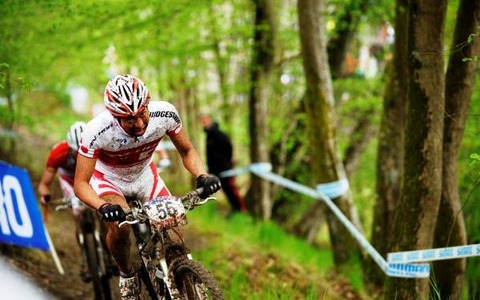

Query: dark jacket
left=204, top=122, right=233, bottom=175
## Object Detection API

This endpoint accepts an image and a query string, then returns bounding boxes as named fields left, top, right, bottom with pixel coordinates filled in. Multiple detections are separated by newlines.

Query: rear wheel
left=85, top=233, right=111, bottom=300
left=172, top=259, right=223, bottom=300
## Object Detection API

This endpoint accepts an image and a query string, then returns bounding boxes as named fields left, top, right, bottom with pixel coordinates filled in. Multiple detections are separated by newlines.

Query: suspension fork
left=156, top=231, right=191, bottom=299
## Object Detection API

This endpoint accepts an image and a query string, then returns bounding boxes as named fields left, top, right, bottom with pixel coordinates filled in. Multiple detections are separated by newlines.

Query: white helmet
left=104, top=74, right=150, bottom=117
left=67, top=121, right=86, bottom=151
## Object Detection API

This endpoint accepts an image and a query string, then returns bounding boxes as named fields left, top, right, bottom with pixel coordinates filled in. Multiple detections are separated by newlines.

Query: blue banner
left=0, top=161, right=50, bottom=251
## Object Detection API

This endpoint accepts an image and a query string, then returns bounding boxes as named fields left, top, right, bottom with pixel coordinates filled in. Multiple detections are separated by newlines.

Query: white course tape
left=388, top=243, right=480, bottom=264
left=219, top=166, right=251, bottom=178
left=316, top=178, right=349, bottom=199
left=219, top=162, right=272, bottom=178
left=220, top=163, right=480, bottom=278
left=245, top=162, right=429, bottom=278
left=386, top=263, right=430, bottom=278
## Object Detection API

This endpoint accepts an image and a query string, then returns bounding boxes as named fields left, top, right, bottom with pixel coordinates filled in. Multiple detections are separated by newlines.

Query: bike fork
left=157, top=257, right=182, bottom=299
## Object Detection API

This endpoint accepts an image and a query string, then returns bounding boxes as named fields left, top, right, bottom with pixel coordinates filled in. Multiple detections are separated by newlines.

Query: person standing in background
left=201, top=114, right=247, bottom=214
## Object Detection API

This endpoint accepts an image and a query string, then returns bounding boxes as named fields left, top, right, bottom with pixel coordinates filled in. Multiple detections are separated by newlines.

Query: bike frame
left=121, top=190, right=222, bottom=300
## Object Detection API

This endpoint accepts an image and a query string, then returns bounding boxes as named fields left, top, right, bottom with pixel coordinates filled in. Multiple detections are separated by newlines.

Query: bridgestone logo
left=150, top=111, right=180, bottom=124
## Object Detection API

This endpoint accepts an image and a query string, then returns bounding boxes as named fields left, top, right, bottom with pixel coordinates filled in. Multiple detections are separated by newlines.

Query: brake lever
left=55, top=204, right=70, bottom=211
left=118, top=219, right=139, bottom=228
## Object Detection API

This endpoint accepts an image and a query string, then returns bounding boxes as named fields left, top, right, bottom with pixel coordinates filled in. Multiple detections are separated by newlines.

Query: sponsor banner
left=0, top=161, right=50, bottom=251
left=388, top=244, right=480, bottom=264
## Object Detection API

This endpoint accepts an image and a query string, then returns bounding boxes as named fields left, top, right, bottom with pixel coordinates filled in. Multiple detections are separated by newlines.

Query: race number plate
left=144, top=196, right=187, bottom=230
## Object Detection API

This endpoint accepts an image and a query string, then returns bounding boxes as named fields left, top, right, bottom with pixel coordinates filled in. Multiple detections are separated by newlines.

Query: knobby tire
left=172, top=259, right=223, bottom=300
left=85, top=233, right=110, bottom=300
left=138, top=263, right=159, bottom=300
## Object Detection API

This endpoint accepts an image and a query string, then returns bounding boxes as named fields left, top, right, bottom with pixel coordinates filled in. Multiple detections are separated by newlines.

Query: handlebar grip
left=195, top=187, right=204, bottom=195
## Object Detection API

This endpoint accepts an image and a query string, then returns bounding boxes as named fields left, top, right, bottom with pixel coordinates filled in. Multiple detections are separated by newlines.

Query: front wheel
left=172, top=259, right=223, bottom=300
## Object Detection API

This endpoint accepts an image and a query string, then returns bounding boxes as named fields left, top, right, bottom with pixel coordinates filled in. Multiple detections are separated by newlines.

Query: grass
left=184, top=201, right=368, bottom=299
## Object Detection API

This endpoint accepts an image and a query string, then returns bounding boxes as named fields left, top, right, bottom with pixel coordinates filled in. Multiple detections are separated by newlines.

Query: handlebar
left=118, top=188, right=215, bottom=228
left=46, top=199, right=73, bottom=211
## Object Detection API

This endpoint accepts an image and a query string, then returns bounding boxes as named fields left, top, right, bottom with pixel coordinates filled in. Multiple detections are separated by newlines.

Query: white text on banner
left=0, top=161, right=49, bottom=250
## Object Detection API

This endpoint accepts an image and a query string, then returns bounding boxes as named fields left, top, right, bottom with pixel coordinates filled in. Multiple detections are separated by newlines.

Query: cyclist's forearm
left=74, top=182, right=104, bottom=210
left=74, top=155, right=104, bottom=210
left=37, top=182, right=50, bottom=197
left=171, top=129, right=207, bottom=177
left=37, top=168, right=55, bottom=196
left=181, top=150, right=207, bottom=178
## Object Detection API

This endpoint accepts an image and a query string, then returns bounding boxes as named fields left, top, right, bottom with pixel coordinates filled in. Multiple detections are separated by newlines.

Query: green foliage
left=0, top=63, right=8, bottom=91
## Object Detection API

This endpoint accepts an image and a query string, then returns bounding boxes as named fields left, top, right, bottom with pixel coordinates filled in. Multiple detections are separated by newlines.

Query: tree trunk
left=434, top=0, right=480, bottom=298
left=297, top=0, right=363, bottom=265
left=385, top=0, right=447, bottom=298
left=327, top=0, right=369, bottom=78
left=365, top=0, right=408, bottom=289
left=248, top=0, right=275, bottom=220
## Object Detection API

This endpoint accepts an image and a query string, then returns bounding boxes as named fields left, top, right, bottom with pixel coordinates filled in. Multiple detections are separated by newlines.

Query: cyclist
left=37, top=121, right=91, bottom=282
left=74, top=74, right=221, bottom=300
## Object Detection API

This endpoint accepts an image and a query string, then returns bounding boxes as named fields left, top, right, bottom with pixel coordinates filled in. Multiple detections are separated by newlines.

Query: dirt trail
left=3, top=207, right=98, bottom=299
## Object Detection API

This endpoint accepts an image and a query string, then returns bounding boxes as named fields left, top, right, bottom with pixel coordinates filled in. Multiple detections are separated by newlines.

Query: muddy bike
left=119, top=188, right=224, bottom=300
left=53, top=197, right=117, bottom=300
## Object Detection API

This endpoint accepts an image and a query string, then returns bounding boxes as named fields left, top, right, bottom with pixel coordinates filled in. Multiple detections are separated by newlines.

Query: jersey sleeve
left=164, top=102, right=182, bottom=136
left=78, top=122, right=101, bottom=159
left=46, top=142, right=69, bottom=169
left=150, top=101, right=183, bottom=137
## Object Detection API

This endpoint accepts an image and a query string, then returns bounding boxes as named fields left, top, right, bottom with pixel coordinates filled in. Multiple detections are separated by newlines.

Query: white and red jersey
left=79, top=101, right=182, bottom=182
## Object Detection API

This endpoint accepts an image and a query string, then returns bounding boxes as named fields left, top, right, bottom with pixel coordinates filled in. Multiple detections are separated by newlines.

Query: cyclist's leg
left=101, top=193, right=141, bottom=299
left=101, top=193, right=132, bottom=274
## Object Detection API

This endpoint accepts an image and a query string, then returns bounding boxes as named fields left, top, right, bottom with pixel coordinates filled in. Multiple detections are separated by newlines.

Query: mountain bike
left=53, top=197, right=117, bottom=300
left=120, top=188, right=224, bottom=300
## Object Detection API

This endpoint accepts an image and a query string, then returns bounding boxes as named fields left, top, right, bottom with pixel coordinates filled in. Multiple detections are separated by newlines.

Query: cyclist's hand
left=41, top=195, right=51, bottom=206
left=196, top=174, right=221, bottom=199
left=98, top=203, right=126, bottom=222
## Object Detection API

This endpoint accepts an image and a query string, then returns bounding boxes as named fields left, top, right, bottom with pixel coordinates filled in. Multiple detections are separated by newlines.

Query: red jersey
left=46, top=141, right=76, bottom=186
